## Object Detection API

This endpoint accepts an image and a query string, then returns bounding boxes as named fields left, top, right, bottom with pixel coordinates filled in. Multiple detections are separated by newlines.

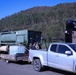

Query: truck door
left=56, top=44, right=73, bottom=71
left=48, top=44, right=58, bottom=67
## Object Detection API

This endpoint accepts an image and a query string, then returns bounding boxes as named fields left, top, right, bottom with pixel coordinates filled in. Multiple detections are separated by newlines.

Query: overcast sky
left=0, top=0, right=76, bottom=19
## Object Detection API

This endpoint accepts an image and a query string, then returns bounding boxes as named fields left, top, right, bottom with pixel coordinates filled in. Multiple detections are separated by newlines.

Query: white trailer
left=0, top=45, right=28, bottom=63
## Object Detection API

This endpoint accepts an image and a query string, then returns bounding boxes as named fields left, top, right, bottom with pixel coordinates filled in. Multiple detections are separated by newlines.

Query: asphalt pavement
left=0, top=59, right=73, bottom=75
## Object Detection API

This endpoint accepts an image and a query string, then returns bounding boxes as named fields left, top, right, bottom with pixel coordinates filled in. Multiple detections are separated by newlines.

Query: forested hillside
left=0, top=2, right=76, bottom=41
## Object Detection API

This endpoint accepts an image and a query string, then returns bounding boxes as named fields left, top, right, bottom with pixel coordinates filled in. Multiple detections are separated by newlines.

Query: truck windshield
left=69, top=44, right=76, bottom=52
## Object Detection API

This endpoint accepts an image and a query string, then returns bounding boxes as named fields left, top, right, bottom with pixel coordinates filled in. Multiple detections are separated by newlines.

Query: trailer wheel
left=33, top=59, right=43, bottom=72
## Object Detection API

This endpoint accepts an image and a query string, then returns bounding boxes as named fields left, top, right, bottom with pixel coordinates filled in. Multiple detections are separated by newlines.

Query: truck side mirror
left=65, top=51, right=72, bottom=55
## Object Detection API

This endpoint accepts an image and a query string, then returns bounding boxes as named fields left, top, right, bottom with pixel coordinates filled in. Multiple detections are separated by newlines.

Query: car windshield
left=68, top=44, right=76, bottom=52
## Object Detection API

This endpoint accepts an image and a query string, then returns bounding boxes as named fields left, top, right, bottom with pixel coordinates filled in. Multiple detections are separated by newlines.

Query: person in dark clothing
left=29, top=42, right=36, bottom=50
left=38, top=43, right=42, bottom=49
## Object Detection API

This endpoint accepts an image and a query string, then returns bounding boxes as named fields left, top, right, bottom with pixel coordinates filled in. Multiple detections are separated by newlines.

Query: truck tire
left=33, top=59, right=43, bottom=72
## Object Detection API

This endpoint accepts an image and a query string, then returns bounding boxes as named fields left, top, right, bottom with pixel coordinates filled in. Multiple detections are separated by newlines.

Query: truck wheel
left=33, top=59, right=43, bottom=72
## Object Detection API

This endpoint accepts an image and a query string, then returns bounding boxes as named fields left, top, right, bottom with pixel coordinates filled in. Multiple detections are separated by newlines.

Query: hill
left=0, top=2, right=76, bottom=41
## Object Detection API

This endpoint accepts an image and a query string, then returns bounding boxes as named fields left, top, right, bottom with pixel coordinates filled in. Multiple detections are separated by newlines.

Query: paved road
left=0, top=59, right=73, bottom=75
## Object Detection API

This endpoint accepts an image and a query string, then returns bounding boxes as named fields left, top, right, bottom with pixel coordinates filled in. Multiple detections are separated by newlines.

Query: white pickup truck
left=29, top=43, right=76, bottom=73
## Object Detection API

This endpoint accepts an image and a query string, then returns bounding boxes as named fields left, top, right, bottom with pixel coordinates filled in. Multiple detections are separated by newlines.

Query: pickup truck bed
left=29, top=49, right=47, bottom=65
